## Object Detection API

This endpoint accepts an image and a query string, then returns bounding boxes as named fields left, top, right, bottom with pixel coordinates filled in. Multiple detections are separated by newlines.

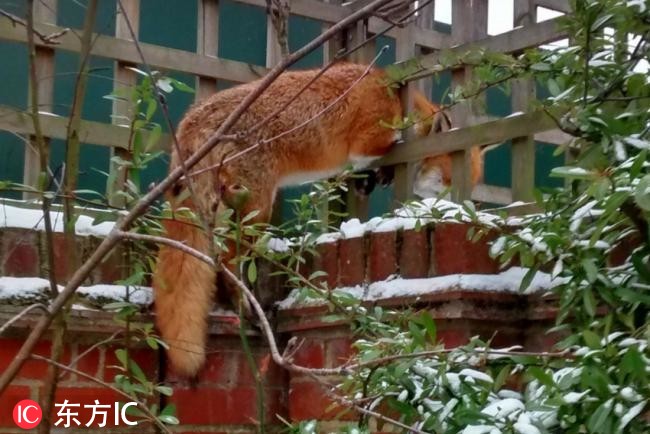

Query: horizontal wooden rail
left=535, top=0, right=571, bottom=13
left=237, top=0, right=345, bottom=23
left=398, top=16, right=568, bottom=81
left=0, top=105, right=168, bottom=150
left=0, top=20, right=267, bottom=84
left=367, top=17, right=452, bottom=50
left=375, top=110, right=558, bottom=166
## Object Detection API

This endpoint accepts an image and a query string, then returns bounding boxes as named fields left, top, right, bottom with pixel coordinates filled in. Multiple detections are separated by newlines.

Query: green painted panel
left=288, top=15, right=323, bottom=69
left=139, top=0, right=197, bottom=52
left=0, top=42, right=27, bottom=109
left=57, top=0, right=116, bottom=36
left=0, top=0, right=23, bottom=15
left=0, top=132, right=25, bottom=199
left=431, top=70, right=452, bottom=105
left=49, top=138, right=109, bottom=198
left=52, top=52, right=114, bottom=122
left=535, top=142, right=563, bottom=188
left=484, top=141, right=512, bottom=188
left=0, top=37, right=28, bottom=198
left=486, top=87, right=511, bottom=117
left=375, top=35, right=396, bottom=68
left=218, top=0, right=266, bottom=66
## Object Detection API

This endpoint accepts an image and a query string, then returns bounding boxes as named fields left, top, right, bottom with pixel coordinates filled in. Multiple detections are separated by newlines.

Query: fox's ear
left=411, top=91, right=451, bottom=136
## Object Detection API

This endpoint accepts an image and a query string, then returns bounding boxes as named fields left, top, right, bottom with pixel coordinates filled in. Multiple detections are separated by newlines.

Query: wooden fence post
left=108, top=0, right=140, bottom=206
left=196, top=0, right=220, bottom=99
left=450, top=0, right=487, bottom=203
left=345, top=17, right=375, bottom=220
left=511, top=0, right=536, bottom=201
left=23, top=0, right=57, bottom=199
left=393, top=7, right=417, bottom=206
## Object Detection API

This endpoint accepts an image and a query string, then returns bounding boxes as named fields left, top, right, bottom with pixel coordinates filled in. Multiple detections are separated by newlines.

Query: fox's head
left=409, top=92, right=484, bottom=198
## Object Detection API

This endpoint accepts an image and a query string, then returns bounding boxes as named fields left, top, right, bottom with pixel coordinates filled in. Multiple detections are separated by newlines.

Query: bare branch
left=0, top=304, right=49, bottom=336
left=0, top=7, right=68, bottom=44
left=30, top=354, right=172, bottom=434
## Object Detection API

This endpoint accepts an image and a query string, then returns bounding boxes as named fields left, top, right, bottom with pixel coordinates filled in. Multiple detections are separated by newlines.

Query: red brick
left=368, top=232, right=397, bottom=282
left=338, top=237, right=365, bottom=286
left=95, top=244, right=127, bottom=285
left=313, top=241, right=339, bottom=289
left=433, top=223, right=499, bottom=275
left=103, top=347, right=157, bottom=382
left=0, top=339, right=63, bottom=379
left=400, top=229, right=430, bottom=278
left=437, top=328, right=471, bottom=349
left=291, top=340, right=324, bottom=369
left=51, top=233, right=95, bottom=284
left=172, top=386, right=276, bottom=424
left=65, top=345, right=101, bottom=381
left=1, top=229, right=39, bottom=277
left=288, top=381, right=336, bottom=421
left=51, top=387, right=123, bottom=428
left=193, top=351, right=234, bottom=385
left=246, top=352, right=286, bottom=388
left=325, top=337, right=353, bottom=367
left=0, top=386, right=32, bottom=426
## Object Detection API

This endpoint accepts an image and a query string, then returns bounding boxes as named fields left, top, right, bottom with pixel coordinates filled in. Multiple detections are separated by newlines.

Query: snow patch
left=0, top=203, right=114, bottom=237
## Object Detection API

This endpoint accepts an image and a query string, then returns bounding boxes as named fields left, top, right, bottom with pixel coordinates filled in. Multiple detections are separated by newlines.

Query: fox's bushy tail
left=152, top=218, right=215, bottom=377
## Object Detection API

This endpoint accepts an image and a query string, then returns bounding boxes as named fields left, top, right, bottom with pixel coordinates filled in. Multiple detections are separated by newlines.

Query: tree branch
left=0, top=7, right=68, bottom=44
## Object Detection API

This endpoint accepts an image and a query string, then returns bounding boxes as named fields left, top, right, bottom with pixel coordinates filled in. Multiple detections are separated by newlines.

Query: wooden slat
left=535, top=0, right=571, bottom=13
left=510, top=0, right=537, bottom=202
left=23, top=0, right=57, bottom=198
left=392, top=6, right=418, bottom=205
left=366, top=16, right=452, bottom=50
left=108, top=0, right=140, bottom=205
left=196, top=0, right=220, bottom=99
left=345, top=18, right=374, bottom=218
left=472, top=183, right=512, bottom=205
left=236, top=0, right=345, bottom=23
left=0, top=105, right=169, bottom=150
left=449, top=0, right=487, bottom=202
left=375, top=110, right=557, bottom=166
left=398, top=16, right=567, bottom=81
left=0, top=20, right=267, bottom=84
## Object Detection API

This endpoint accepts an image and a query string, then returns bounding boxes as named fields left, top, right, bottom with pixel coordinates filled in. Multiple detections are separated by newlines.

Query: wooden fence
left=0, top=0, right=572, bottom=218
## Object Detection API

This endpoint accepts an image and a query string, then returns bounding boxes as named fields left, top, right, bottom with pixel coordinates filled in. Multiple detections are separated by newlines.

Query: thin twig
left=0, top=304, right=49, bottom=336
left=30, top=354, right=172, bottom=434
left=0, top=7, right=68, bottom=44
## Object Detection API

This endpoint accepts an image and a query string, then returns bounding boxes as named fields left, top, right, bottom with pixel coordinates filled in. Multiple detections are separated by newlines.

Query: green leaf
left=634, top=174, right=650, bottom=211
left=519, top=266, right=538, bottom=293
left=583, top=329, right=601, bottom=348
left=527, top=366, right=554, bottom=388
left=114, top=349, right=128, bottom=368
left=155, top=385, right=173, bottom=396
left=247, top=259, right=257, bottom=283
left=582, top=286, right=597, bottom=317
left=417, top=311, right=437, bottom=343
left=587, top=400, right=613, bottom=433
left=159, top=415, right=179, bottom=425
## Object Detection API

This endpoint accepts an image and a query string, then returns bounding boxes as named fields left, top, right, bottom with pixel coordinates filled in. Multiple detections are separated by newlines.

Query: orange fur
left=152, top=63, right=477, bottom=376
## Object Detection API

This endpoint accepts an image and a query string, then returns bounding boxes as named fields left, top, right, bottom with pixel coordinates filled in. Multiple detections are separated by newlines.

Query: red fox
left=152, top=62, right=482, bottom=376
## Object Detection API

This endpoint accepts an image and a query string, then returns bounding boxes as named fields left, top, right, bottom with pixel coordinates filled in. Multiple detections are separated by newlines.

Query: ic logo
left=12, top=400, right=42, bottom=429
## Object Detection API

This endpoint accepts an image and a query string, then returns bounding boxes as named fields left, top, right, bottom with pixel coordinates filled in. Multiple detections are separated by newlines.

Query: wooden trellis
left=0, top=0, right=572, bottom=216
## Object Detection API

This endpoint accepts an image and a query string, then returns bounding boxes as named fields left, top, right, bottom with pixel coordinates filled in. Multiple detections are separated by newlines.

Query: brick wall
left=0, top=222, right=559, bottom=432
